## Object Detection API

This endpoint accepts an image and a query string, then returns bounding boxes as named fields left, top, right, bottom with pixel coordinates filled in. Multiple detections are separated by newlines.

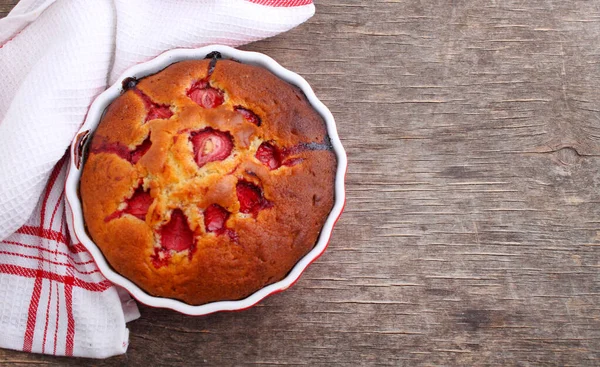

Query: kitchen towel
left=0, top=0, right=314, bottom=358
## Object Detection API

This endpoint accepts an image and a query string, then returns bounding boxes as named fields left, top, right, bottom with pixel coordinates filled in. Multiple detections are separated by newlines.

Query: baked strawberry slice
left=150, top=249, right=171, bottom=268
left=105, top=185, right=152, bottom=222
left=256, top=142, right=282, bottom=170
left=234, top=106, right=261, bottom=126
left=130, top=135, right=152, bottom=164
left=204, top=204, right=230, bottom=234
left=90, top=141, right=130, bottom=162
left=91, top=137, right=152, bottom=165
left=236, top=181, right=272, bottom=216
left=133, top=89, right=173, bottom=122
left=159, top=210, right=195, bottom=252
left=187, top=80, right=224, bottom=108
left=146, top=105, right=173, bottom=121
left=123, top=187, right=153, bottom=220
left=190, top=128, right=233, bottom=168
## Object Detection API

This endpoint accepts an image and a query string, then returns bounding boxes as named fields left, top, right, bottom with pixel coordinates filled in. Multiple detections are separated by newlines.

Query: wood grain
left=2, top=0, right=600, bottom=365
left=0, top=0, right=16, bottom=17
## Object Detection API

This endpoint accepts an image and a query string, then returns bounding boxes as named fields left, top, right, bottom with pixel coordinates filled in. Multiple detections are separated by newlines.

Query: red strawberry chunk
left=235, top=106, right=261, bottom=126
left=237, top=182, right=261, bottom=214
left=130, top=135, right=152, bottom=164
left=204, top=204, right=230, bottom=234
left=159, top=210, right=195, bottom=252
left=133, top=89, right=173, bottom=122
left=123, top=187, right=153, bottom=220
left=190, top=128, right=233, bottom=168
left=91, top=135, right=152, bottom=164
left=146, top=105, right=173, bottom=121
left=256, top=142, right=282, bottom=170
left=150, top=248, right=171, bottom=268
left=187, top=80, right=224, bottom=108
left=105, top=185, right=152, bottom=222
left=91, top=142, right=130, bottom=162
left=236, top=181, right=271, bottom=216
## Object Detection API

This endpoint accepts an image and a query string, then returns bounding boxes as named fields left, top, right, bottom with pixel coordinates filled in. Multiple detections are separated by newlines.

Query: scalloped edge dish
left=65, top=45, right=347, bottom=316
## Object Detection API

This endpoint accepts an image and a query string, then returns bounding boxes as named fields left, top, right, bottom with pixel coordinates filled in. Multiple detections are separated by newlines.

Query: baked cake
left=79, top=54, right=336, bottom=305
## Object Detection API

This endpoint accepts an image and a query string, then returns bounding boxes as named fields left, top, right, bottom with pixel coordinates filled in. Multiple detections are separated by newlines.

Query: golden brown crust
left=80, top=58, right=336, bottom=305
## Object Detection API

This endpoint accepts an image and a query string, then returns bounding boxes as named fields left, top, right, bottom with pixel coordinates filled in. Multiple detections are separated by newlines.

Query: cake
left=79, top=53, right=337, bottom=305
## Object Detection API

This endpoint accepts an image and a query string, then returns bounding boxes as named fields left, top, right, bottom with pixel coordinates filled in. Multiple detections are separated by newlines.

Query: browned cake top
left=79, top=57, right=336, bottom=305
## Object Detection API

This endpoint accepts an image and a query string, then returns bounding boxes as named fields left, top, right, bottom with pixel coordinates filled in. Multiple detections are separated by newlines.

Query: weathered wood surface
left=2, top=0, right=600, bottom=365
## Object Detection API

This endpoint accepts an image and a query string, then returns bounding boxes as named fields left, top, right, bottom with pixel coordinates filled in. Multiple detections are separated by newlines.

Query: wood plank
left=0, top=0, right=17, bottom=17
left=1, top=0, right=600, bottom=365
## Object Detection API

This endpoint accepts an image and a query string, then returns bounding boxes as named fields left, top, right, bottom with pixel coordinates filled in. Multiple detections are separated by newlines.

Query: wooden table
left=2, top=0, right=600, bottom=365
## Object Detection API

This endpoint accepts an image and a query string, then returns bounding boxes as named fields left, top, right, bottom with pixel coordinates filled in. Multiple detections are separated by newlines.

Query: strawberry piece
left=152, top=210, right=196, bottom=267
left=190, top=128, right=233, bottom=168
left=187, top=80, right=224, bottom=108
left=204, top=204, right=230, bottom=234
left=236, top=182, right=261, bottom=214
left=159, top=210, right=195, bottom=252
left=130, top=135, right=152, bottom=164
left=255, top=141, right=330, bottom=170
left=123, top=186, right=153, bottom=220
left=146, top=105, right=173, bottom=121
left=91, top=136, right=151, bottom=165
left=91, top=141, right=130, bottom=162
left=234, top=106, right=261, bottom=126
left=133, top=89, right=173, bottom=122
left=256, top=142, right=282, bottom=170
left=236, top=181, right=272, bottom=216
left=150, top=248, right=171, bottom=268
left=105, top=185, right=152, bottom=222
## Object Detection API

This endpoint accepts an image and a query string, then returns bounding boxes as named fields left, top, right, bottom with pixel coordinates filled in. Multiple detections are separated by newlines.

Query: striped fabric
left=0, top=154, right=133, bottom=357
left=0, top=0, right=313, bottom=359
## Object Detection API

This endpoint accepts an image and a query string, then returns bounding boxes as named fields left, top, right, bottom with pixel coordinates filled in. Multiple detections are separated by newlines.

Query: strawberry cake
left=79, top=54, right=336, bottom=305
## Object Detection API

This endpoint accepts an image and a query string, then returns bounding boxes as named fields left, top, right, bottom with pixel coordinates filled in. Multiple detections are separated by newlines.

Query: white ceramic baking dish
left=65, top=45, right=347, bottom=315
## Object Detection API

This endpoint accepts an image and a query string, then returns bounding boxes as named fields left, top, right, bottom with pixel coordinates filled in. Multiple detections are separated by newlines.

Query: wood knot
left=555, top=147, right=580, bottom=166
